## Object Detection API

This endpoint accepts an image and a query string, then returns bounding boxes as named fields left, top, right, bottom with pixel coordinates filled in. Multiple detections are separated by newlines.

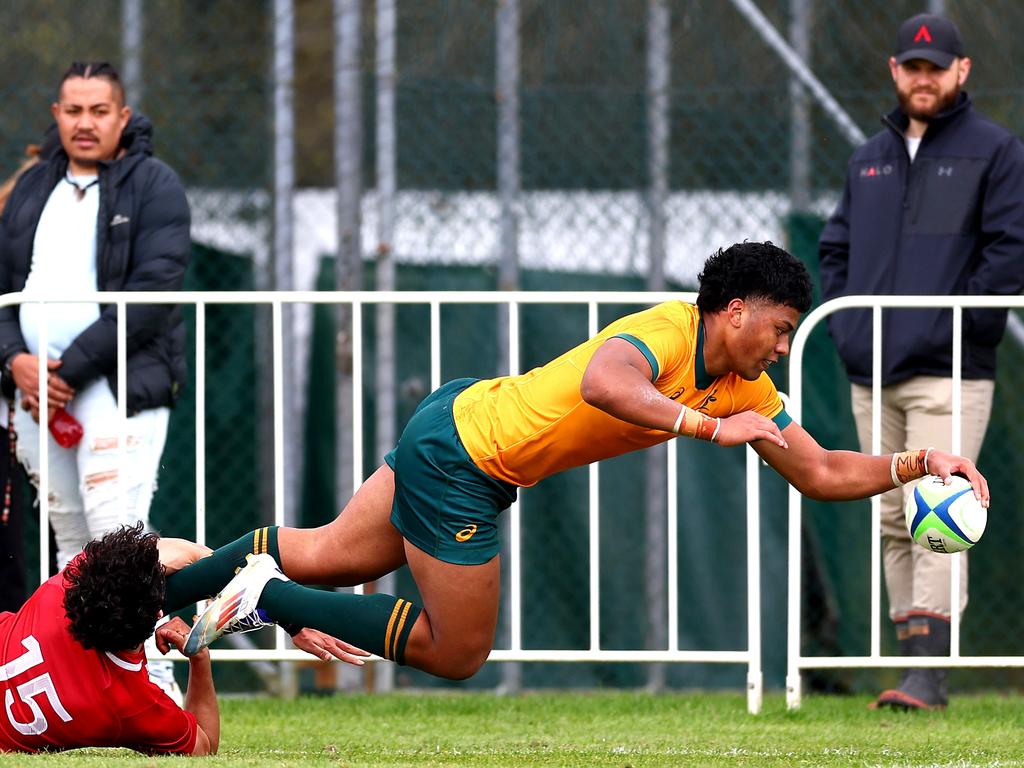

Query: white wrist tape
left=671, top=406, right=685, bottom=434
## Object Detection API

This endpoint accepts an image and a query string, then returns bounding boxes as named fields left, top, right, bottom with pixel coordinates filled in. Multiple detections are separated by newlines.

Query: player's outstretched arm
left=753, top=421, right=990, bottom=505
left=183, top=650, right=218, bottom=756
left=156, top=618, right=220, bottom=755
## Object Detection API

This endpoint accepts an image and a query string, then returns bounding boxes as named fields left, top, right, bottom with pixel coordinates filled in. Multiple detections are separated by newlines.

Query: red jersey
left=0, top=564, right=196, bottom=754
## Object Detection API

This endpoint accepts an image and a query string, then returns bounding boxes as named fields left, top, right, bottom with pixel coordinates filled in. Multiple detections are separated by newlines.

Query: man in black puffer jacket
left=0, top=61, right=189, bottom=703
left=819, top=15, right=1024, bottom=711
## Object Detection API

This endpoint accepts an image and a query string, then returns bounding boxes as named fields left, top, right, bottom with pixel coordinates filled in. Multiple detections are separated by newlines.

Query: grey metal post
left=789, top=0, right=811, bottom=213
left=274, top=0, right=298, bottom=529
left=644, top=0, right=669, bottom=693
left=495, top=0, right=521, bottom=695
left=374, top=0, right=398, bottom=694
left=497, top=0, right=520, bottom=299
left=273, top=0, right=299, bottom=698
left=334, top=0, right=362, bottom=510
left=729, top=0, right=865, bottom=148
left=333, top=0, right=363, bottom=694
left=120, top=0, right=143, bottom=106
left=646, top=0, right=668, bottom=293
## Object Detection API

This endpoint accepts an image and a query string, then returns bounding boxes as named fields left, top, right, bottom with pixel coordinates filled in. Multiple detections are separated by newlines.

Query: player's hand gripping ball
left=905, top=474, right=987, bottom=554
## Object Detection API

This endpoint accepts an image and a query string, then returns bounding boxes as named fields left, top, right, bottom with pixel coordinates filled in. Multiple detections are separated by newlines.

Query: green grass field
left=10, top=691, right=1024, bottom=766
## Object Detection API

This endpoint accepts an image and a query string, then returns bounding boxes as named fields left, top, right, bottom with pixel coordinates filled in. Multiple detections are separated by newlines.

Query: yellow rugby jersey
left=453, top=301, right=790, bottom=487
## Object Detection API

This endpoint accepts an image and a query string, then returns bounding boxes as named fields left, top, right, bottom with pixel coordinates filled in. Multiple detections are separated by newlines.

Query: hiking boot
left=874, top=614, right=950, bottom=711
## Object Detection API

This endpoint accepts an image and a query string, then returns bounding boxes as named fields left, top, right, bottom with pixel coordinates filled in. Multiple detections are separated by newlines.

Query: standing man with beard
left=819, top=14, right=1024, bottom=710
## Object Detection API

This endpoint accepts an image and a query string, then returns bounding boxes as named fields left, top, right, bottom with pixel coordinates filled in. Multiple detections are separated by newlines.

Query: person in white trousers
left=0, top=62, right=191, bottom=703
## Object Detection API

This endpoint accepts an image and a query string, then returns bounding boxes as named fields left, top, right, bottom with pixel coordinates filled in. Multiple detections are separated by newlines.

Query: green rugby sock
left=165, top=526, right=281, bottom=612
left=258, top=580, right=422, bottom=665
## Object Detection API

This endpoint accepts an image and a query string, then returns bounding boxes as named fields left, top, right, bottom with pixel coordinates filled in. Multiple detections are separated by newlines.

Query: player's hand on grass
left=714, top=411, right=788, bottom=449
left=158, top=537, right=214, bottom=574
left=290, top=627, right=370, bottom=665
left=155, top=616, right=205, bottom=658
left=925, top=450, right=990, bottom=508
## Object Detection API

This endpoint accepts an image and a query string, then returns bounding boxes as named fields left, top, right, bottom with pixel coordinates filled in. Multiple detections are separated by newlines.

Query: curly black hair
left=696, top=241, right=813, bottom=314
left=63, top=523, right=165, bottom=652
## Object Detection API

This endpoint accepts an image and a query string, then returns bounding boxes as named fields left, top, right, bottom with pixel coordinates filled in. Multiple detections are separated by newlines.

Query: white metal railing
left=4, top=290, right=765, bottom=712
left=786, top=295, right=1024, bottom=710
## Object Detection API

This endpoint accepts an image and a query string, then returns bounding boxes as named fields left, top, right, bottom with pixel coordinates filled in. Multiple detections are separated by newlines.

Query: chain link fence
left=2, top=0, right=1024, bottom=695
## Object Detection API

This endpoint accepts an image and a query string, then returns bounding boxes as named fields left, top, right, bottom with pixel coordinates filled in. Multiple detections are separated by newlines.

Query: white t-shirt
left=906, top=135, right=922, bottom=162
left=20, top=174, right=102, bottom=359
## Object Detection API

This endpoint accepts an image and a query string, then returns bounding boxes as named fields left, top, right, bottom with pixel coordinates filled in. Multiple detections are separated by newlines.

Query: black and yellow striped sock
left=164, top=526, right=281, bottom=612
left=258, top=580, right=422, bottom=665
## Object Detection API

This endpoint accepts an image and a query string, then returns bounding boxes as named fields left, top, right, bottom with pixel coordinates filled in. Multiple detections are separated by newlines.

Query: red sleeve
left=117, top=695, right=198, bottom=755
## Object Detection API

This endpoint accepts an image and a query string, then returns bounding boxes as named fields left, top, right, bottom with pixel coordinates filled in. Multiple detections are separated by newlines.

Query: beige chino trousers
left=851, top=376, right=993, bottom=620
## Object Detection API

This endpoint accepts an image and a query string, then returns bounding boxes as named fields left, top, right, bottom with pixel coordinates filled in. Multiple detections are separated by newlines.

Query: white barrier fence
left=4, top=290, right=766, bottom=712
left=786, top=295, right=1024, bottom=710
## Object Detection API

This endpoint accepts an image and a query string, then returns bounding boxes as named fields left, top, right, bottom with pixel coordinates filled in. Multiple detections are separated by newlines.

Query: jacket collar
left=882, top=91, right=972, bottom=140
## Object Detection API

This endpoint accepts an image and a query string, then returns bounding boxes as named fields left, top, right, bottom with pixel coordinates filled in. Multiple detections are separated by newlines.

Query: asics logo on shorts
left=455, top=524, right=478, bottom=542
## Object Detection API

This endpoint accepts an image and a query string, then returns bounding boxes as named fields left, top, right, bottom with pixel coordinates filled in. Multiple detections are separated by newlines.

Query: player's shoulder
left=634, top=300, right=697, bottom=329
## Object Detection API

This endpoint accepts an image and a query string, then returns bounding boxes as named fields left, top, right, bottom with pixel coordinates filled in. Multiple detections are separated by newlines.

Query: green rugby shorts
left=384, top=378, right=518, bottom=565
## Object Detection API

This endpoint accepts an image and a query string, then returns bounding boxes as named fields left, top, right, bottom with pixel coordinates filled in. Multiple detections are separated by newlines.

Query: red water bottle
left=49, top=408, right=83, bottom=449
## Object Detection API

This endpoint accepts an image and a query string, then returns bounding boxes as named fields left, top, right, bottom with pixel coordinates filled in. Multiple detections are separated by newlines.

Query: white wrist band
left=671, top=406, right=685, bottom=434
left=710, top=418, right=722, bottom=443
left=924, top=447, right=934, bottom=475
left=889, top=453, right=902, bottom=488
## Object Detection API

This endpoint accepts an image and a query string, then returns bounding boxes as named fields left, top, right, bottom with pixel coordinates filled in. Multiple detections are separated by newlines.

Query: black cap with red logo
left=894, top=13, right=965, bottom=69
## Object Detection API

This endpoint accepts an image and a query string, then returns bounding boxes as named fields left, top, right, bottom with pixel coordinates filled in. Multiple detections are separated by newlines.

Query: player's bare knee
left=449, top=650, right=489, bottom=680
left=429, top=638, right=492, bottom=680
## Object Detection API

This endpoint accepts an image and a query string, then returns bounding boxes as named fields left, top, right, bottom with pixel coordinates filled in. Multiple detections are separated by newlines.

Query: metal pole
left=646, top=0, right=668, bottom=291
left=496, top=0, right=521, bottom=373
left=644, top=0, right=669, bottom=693
left=273, top=0, right=298, bottom=530
left=728, top=0, right=866, bottom=148
left=374, top=0, right=398, bottom=694
left=120, top=0, right=143, bottom=106
left=334, top=0, right=363, bottom=693
left=788, top=0, right=811, bottom=212
left=334, top=0, right=363, bottom=507
left=928, top=0, right=946, bottom=14
left=497, top=0, right=520, bottom=298
left=272, top=0, right=299, bottom=699
left=495, top=0, right=521, bottom=696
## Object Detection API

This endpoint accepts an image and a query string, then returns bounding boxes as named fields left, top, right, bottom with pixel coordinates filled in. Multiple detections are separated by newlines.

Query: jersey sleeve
left=609, top=306, right=694, bottom=384
left=117, top=696, right=198, bottom=755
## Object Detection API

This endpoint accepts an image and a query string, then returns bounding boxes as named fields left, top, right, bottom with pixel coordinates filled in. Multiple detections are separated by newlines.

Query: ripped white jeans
left=14, top=380, right=169, bottom=569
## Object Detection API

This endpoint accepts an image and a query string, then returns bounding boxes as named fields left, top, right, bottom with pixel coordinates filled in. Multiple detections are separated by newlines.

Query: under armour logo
left=914, top=25, right=932, bottom=43
left=110, top=214, right=130, bottom=227
left=938, top=166, right=954, bottom=177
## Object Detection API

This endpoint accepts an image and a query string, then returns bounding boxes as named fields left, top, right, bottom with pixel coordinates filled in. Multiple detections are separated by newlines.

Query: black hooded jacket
left=818, top=93, right=1024, bottom=386
left=0, top=114, right=189, bottom=412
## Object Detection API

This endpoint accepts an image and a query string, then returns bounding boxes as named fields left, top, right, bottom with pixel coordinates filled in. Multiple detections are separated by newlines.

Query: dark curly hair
left=63, top=523, right=165, bottom=652
left=696, top=241, right=813, bottom=314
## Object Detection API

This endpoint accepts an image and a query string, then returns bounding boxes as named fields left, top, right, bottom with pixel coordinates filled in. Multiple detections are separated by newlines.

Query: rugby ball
left=905, top=474, right=987, bottom=554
